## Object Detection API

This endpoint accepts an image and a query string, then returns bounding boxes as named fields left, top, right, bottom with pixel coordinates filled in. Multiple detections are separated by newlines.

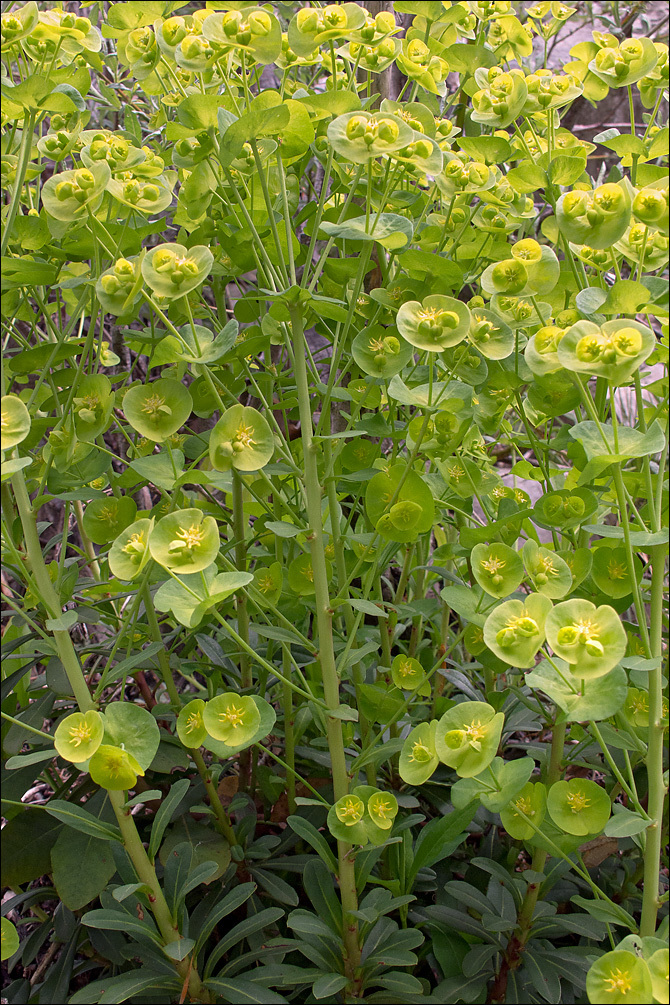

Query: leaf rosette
left=209, top=404, right=274, bottom=473
left=141, top=243, right=213, bottom=299
left=327, top=110, right=414, bottom=164
left=557, top=319, right=656, bottom=384
left=483, top=593, right=553, bottom=668
left=396, top=294, right=471, bottom=351
left=545, top=598, right=627, bottom=679
left=123, top=378, right=193, bottom=442
left=150, top=508, right=219, bottom=574
left=435, top=700, right=504, bottom=777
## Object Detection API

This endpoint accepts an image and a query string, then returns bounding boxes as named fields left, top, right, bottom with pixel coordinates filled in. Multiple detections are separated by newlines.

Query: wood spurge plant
left=1, top=1, right=668, bottom=1003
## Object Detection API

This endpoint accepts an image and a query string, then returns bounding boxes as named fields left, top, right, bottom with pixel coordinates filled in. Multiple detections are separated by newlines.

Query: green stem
left=288, top=303, right=361, bottom=982
left=232, top=470, right=252, bottom=793
left=10, top=469, right=94, bottom=712
left=108, top=790, right=211, bottom=1003
left=640, top=543, right=668, bottom=935
left=190, top=748, right=238, bottom=846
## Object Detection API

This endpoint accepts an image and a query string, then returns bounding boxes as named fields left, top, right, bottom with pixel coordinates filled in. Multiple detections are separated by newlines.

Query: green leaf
left=204, top=979, right=288, bottom=1004
left=287, top=815, right=338, bottom=874
left=571, top=896, right=637, bottom=931
left=312, top=974, right=348, bottom=999
left=319, top=214, right=414, bottom=251
left=604, top=809, right=649, bottom=838
left=81, top=908, right=162, bottom=944
left=51, top=825, right=115, bottom=910
left=45, top=610, right=78, bottom=632
left=162, top=937, right=196, bottom=961
left=600, top=134, right=646, bottom=157
left=507, top=162, right=546, bottom=194
left=440, top=584, right=489, bottom=627
left=148, top=777, right=190, bottom=862
left=570, top=419, right=665, bottom=464
left=582, top=524, right=669, bottom=547
left=408, top=801, right=477, bottom=886
left=527, top=662, right=627, bottom=722
left=0, top=808, right=62, bottom=887
left=44, top=800, right=123, bottom=842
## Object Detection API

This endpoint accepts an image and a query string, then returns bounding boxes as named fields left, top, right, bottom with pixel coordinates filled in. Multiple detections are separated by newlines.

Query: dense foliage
left=1, top=2, right=668, bottom=1003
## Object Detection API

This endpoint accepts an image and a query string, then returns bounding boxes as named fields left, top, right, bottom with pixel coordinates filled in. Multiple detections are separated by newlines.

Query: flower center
left=235, top=421, right=256, bottom=449
left=603, top=969, right=632, bottom=995
left=185, top=711, right=203, bottom=733
left=69, top=723, right=93, bottom=747
left=566, top=789, right=590, bottom=813
left=176, top=523, right=204, bottom=550
left=219, top=704, right=246, bottom=729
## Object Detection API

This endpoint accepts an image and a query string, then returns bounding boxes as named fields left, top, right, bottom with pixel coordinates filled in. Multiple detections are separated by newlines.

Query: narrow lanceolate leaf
left=44, top=800, right=123, bottom=842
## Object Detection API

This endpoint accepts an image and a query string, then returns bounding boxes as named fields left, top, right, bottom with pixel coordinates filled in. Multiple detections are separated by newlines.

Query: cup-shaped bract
left=73, top=374, right=114, bottom=442
left=123, top=378, right=193, bottom=442
left=647, top=949, right=669, bottom=1005
left=107, top=175, right=174, bottom=215
left=201, top=7, right=282, bottom=65
left=471, top=542, right=524, bottom=599
left=150, top=508, right=219, bottom=574
left=399, top=720, right=439, bottom=785
left=328, top=793, right=369, bottom=844
left=367, top=789, right=398, bottom=831
left=96, top=255, right=144, bottom=317
left=533, top=488, right=597, bottom=530
left=176, top=698, right=208, bottom=748
left=547, top=778, right=611, bottom=836
left=54, top=710, right=104, bottom=763
left=141, top=243, right=213, bottom=299
left=365, top=464, right=435, bottom=544
left=83, top=496, right=137, bottom=546
left=391, top=654, right=427, bottom=691
left=89, top=744, right=145, bottom=791
left=591, top=544, right=642, bottom=600
left=632, top=183, right=669, bottom=233
left=525, top=325, right=566, bottom=376
left=523, top=540, right=572, bottom=599
left=352, top=326, right=413, bottom=378
left=545, top=599, right=627, bottom=679
left=327, top=110, right=414, bottom=164
left=288, top=3, right=367, bottom=59
left=468, top=308, right=514, bottom=360
left=209, top=404, right=274, bottom=472
left=108, top=518, right=154, bottom=581
left=589, top=36, right=659, bottom=88
left=397, top=295, right=471, bottom=352
left=1, top=395, right=31, bottom=451
left=500, top=781, right=547, bottom=840
left=557, top=319, right=656, bottom=385
left=556, top=182, right=631, bottom=249
left=252, top=562, right=283, bottom=608
left=586, top=950, right=653, bottom=1005
left=472, top=67, right=528, bottom=128
left=480, top=257, right=528, bottom=296
left=435, top=701, right=504, bottom=777
left=0, top=2, right=39, bottom=53
left=483, top=593, right=553, bottom=669
left=41, top=162, right=110, bottom=222
left=203, top=693, right=261, bottom=745
left=437, top=154, right=494, bottom=197
left=522, top=68, right=583, bottom=113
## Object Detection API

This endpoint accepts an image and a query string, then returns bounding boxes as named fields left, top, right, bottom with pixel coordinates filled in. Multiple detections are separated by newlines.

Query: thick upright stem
left=11, top=470, right=94, bottom=712
left=232, top=470, right=252, bottom=791
left=640, top=543, right=667, bottom=935
left=288, top=304, right=361, bottom=980
left=108, top=790, right=211, bottom=1002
